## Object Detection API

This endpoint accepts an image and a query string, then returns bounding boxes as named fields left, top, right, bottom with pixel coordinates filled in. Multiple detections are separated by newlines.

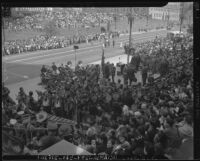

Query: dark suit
left=142, top=66, right=148, bottom=85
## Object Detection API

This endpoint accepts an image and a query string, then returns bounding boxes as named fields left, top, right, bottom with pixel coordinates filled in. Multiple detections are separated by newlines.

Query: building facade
left=13, top=7, right=53, bottom=12
left=149, top=3, right=181, bottom=21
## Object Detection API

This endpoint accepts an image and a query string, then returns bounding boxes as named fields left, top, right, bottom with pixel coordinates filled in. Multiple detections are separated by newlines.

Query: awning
left=38, top=140, right=92, bottom=155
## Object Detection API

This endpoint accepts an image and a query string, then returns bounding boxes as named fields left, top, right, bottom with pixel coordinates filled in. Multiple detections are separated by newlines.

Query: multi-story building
left=149, top=2, right=181, bottom=21
left=13, top=7, right=53, bottom=12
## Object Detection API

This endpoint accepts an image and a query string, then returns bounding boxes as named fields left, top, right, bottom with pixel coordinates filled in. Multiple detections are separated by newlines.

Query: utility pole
left=179, top=3, right=184, bottom=33
left=127, top=8, right=134, bottom=64
left=2, top=17, right=7, bottom=83
left=166, top=10, right=170, bottom=29
left=114, top=8, right=117, bottom=31
left=2, top=7, right=11, bottom=83
left=145, top=8, right=149, bottom=30
left=74, top=49, right=77, bottom=68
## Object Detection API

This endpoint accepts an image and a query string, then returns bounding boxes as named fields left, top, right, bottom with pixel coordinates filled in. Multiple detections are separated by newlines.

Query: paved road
left=3, top=30, right=167, bottom=85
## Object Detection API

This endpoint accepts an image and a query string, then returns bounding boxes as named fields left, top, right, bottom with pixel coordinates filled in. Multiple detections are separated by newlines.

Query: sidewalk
left=119, top=28, right=166, bottom=37
left=89, top=54, right=131, bottom=66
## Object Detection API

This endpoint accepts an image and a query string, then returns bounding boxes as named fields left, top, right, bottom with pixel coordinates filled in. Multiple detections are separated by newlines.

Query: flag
left=101, top=48, right=105, bottom=78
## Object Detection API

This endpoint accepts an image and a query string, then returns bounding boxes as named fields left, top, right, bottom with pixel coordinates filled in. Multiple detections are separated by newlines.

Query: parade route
left=3, top=30, right=168, bottom=101
left=3, top=29, right=167, bottom=86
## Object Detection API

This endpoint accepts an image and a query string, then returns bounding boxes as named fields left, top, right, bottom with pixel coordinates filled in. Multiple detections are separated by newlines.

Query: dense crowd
left=3, top=33, right=103, bottom=56
left=5, top=9, right=113, bottom=32
left=2, top=34, right=193, bottom=159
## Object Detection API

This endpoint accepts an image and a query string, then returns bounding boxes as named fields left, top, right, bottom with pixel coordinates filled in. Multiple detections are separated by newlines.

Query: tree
left=43, top=20, right=58, bottom=37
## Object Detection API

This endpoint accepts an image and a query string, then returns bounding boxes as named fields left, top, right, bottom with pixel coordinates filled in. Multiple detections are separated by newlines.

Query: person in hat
left=42, top=93, right=51, bottom=113
left=36, top=111, right=48, bottom=123
left=163, top=118, right=182, bottom=151
left=105, top=139, right=115, bottom=155
left=144, top=141, right=155, bottom=159
left=177, top=115, right=193, bottom=140
left=111, top=64, right=116, bottom=83
left=104, top=62, right=110, bottom=80
left=52, top=62, right=57, bottom=73
left=38, top=122, right=61, bottom=151
left=148, top=74, right=154, bottom=84
left=53, top=96, right=62, bottom=117
left=16, top=99, right=26, bottom=112
left=27, top=91, right=38, bottom=112
left=141, top=64, right=148, bottom=86
left=95, top=133, right=107, bottom=154
left=112, top=135, right=130, bottom=155
left=86, top=121, right=97, bottom=138
left=58, top=124, right=73, bottom=140
left=118, top=135, right=131, bottom=150
left=16, top=87, right=27, bottom=104
left=41, top=65, right=47, bottom=75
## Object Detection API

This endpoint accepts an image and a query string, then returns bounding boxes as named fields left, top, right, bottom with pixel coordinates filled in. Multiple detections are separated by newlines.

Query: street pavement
left=3, top=29, right=167, bottom=101
left=3, top=29, right=167, bottom=85
left=6, top=54, right=160, bottom=102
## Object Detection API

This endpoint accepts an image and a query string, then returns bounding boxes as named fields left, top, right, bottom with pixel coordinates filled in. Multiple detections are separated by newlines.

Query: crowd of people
left=2, top=33, right=193, bottom=159
left=3, top=8, right=167, bottom=57
left=5, top=9, right=113, bottom=32
left=3, top=33, right=103, bottom=56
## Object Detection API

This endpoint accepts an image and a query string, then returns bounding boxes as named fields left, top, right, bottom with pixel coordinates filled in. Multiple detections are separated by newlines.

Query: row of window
left=152, top=14, right=179, bottom=20
left=153, top=13, right=166, bottom=18
left=150, top=7, right=180, bottom=13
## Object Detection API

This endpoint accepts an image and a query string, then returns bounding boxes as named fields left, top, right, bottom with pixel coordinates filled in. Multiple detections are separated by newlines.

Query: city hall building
left=149, top=2, right=181, bottom=21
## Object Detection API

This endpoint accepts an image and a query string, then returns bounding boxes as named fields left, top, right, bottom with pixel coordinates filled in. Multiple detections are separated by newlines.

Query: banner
left=47, top=114, right=76, bottom=125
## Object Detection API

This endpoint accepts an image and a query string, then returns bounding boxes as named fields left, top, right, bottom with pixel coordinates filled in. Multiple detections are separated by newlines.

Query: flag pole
left=2, top=17, right=8, bottom=83
left=74, top=49, right=77, bottom=69
left=127, top=8, right=133, bottom=64
left=101, top=46, right=105, bottom=79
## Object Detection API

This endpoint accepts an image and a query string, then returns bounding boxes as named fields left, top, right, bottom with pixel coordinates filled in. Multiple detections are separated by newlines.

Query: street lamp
left=114, top=8, right=117, bottom=31
left=179, top=3, right=184, bottom=33
left=2, top=7, right=11, bottom=83
left=127, top=8, right=134, bottom=64
left=166, top=10, right=170, bottom=30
